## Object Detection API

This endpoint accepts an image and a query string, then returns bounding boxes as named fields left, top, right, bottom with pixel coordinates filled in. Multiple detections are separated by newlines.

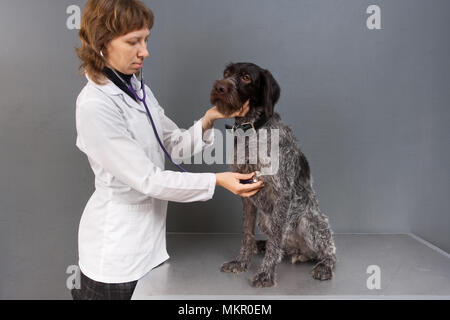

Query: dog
left=210, top=62, right=337, bottom=287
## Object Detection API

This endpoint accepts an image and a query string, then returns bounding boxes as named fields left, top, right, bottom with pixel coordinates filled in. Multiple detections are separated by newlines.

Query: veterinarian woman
left=71, top=0, right=264, bottom=300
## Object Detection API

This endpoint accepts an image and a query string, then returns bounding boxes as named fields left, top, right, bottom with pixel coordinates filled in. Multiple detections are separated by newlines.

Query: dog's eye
left=241, top=74, right=251, bottom=82
left=223, top=71, right=230, bottom=78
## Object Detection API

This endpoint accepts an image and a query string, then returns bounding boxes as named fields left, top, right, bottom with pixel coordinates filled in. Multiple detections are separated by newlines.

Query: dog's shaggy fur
left=210, top=62, right=337, bottom=287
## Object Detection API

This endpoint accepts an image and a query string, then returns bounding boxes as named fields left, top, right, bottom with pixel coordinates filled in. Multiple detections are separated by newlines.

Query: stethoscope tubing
left=123, top=70, right=188, bottom=172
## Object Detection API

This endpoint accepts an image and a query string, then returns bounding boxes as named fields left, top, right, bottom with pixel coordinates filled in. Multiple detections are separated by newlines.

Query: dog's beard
left=210, top=90, right=243, bottom=117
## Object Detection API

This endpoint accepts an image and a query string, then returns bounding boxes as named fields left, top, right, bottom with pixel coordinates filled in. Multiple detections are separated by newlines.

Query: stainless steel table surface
left=132, top=233, right=450, bottom=299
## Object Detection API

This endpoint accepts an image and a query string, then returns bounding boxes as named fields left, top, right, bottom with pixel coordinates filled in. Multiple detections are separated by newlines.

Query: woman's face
left=104, top=27, right=150, bottom=75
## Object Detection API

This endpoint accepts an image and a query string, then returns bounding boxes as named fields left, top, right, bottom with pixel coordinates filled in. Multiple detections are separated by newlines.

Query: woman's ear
left=262, top=69, right=280, bottom=118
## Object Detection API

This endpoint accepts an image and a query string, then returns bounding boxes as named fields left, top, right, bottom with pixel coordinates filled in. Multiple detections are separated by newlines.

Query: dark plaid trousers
left=71, top=271, right=138, bottom=300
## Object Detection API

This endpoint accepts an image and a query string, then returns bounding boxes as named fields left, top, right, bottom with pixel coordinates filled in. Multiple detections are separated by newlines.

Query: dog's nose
left=214, top=82, right=228, bottom=94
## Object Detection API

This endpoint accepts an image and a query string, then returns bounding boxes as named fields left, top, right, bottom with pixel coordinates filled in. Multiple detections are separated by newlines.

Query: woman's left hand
left=202, top=100, right=250, bottom=133
left=206, top=100, right=250, bottom=122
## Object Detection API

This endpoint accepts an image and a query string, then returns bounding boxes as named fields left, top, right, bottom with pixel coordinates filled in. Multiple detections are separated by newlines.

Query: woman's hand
left=215, top=171, right=264, bottom=198
left=202, top=100, right=250, bottom=135
left=205, top=100, right=250, bottom=122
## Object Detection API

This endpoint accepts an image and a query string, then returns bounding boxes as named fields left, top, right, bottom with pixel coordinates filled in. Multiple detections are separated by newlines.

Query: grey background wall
left=0, top=0, right=448, bottom=299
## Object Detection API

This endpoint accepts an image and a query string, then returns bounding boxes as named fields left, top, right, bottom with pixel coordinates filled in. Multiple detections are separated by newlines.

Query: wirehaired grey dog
left=210, top=62, right=337, bottom=287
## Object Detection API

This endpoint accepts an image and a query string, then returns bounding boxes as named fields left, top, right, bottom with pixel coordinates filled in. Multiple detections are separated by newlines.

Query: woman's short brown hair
left=75, top=0, right=154, bottom=84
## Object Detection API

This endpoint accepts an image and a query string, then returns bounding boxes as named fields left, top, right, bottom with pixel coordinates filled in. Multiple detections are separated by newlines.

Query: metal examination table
left=132, top=233, right=450, bottom=299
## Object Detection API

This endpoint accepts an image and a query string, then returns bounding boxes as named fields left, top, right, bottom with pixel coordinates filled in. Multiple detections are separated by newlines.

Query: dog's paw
left=220, top=260, right=248, bottom=274
left=312, top=263, right=333, bottom=281
left=249, top=272, right=275, bottom=288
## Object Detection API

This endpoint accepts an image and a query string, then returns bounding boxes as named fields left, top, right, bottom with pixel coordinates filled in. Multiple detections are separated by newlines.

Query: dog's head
left=210, top=62, right=280, bottom=119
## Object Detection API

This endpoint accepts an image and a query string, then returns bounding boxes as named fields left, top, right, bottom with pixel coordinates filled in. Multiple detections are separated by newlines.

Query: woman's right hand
left=215, top=172, right=265, bottom=198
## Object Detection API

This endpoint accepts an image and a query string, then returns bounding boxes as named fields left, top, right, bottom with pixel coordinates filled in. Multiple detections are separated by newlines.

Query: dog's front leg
left=249, top=230, right=283, bottom=287
left=221, top=198, right=257, bottom=274
left=249, top=200, right=288, bottom=288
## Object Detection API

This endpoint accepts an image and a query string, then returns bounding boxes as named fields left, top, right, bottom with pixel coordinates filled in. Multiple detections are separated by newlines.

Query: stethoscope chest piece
left=239, top=171, right=261, bottom=184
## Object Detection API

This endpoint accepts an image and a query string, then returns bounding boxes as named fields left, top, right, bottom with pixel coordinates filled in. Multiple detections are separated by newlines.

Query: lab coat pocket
left=105, top=201, right=161, bottom=256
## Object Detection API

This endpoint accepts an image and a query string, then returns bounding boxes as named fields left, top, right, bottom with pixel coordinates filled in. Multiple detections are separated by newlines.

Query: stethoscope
left=111, top=67, right=187, bottom=172
left=110, top=67, right=260, bottom=184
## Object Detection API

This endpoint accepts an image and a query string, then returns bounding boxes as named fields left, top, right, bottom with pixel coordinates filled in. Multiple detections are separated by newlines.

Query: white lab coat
left=75, top=74, right=216, bottom=283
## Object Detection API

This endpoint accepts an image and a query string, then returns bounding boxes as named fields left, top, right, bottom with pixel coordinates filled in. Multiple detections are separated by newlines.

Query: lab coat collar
left=85, top=73, right=147, bottom=112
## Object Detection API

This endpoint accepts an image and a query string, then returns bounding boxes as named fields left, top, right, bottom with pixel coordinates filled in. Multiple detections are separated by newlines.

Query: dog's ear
left=261, top=69, right=280, bottom=118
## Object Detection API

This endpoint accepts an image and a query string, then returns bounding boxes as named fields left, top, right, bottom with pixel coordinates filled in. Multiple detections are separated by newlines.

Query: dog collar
left=225, top=115, right=270, bottom=133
